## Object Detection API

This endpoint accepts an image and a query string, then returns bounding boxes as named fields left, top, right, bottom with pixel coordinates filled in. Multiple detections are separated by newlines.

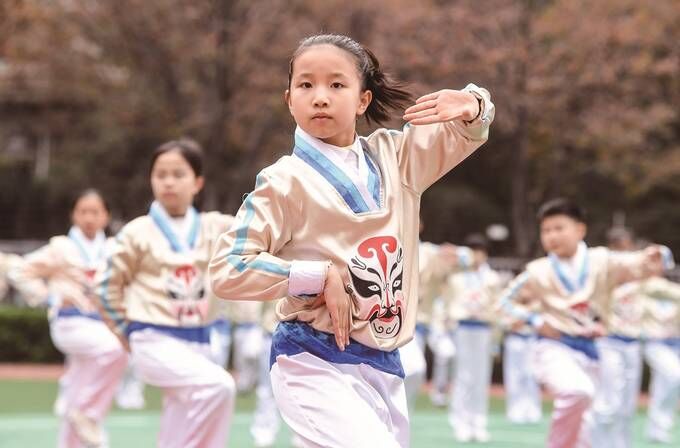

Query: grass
left=0, top=380, right=677, bottom=447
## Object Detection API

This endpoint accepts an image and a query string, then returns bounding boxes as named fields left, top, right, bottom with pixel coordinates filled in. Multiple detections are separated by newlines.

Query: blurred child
left=641, top=276, right=680, bottom=444
left=500, top=198, right=673, bottom=448
left=96, top=139, right=236, bottom=448
left=11, top=189, right=127, bottom=448
left=445, top=234, right=503, bottom=442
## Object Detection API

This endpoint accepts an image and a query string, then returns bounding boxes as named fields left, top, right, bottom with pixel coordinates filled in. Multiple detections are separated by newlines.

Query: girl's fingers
left=415, top=91, right=441, bottom=104
left=329, top=304, right=345, bottom=351
left=407, top=114, right=443, bottom=126
left=403, top=107, right=437, bottom=122
left=404, top=99, right=437, bottom=115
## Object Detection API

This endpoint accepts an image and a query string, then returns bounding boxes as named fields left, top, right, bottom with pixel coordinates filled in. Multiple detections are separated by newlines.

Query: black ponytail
left=289, top=34, right=413, bottom=126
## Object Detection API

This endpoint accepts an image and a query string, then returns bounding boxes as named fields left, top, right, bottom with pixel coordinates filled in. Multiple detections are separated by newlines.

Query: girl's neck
left=318, top=128, right=357, bottom=148
left=163, top=204, right=189, bottom=218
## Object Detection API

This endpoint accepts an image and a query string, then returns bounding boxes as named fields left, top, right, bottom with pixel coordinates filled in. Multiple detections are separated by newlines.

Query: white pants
left=644, top=341, right=680, bottom=442
left=271, top=351, right=409, bottom=448
left=209, top=319, right=232, bottom=368
left=400, top=336, right=427, bottom=415
left=591, top=337, right=642, bottom=448
left=428, top=328, right=456, bottom=406
left=532, top=338, right=598, bottom=448
left=129, top=329, right=235, bottom=448
left=50, top=316, right=127, bottom=448
left=250, top=333, right=282, bottom=446
left=450, top=324, right=493, bottom=437
left=233, top=324, right=264, bottom=392
left=503, top=333, right=542, bottom=424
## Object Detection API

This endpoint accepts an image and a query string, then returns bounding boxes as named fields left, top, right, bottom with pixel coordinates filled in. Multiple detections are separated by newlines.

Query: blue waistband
left=647, top=338, right=680, bottom=349
left=270, top=321, right=404, bottom=378
left=607, top=334, right=638, bottom=344
left=415, top=323, right=429, bottom=338
left=57, top=307, right=102, bottom=321
left=126, top=321, right=212, bottom=344
left=540, top=334, right=599, bottom=360
left=459, top=319, right=490, bottom=329
left=211, top=319, right=232, bottom=331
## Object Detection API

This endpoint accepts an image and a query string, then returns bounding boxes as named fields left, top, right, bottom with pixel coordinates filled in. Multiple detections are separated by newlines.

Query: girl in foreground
left=211, top=34, right=494, bottom=448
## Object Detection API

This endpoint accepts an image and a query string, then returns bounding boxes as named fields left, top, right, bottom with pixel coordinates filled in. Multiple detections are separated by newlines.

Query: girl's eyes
left=296, top=82, right=344, bottom=89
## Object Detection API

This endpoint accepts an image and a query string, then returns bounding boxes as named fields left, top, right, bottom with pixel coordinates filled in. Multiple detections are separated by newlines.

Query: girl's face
left=72, top=194, right=109, bottom=239
left=286, top=44, right=372, bottom=147
left=150, top=150, right=204, bottom=216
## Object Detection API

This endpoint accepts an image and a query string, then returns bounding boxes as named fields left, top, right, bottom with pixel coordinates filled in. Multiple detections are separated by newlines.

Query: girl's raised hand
left=403, top=89, right=479, bottom=125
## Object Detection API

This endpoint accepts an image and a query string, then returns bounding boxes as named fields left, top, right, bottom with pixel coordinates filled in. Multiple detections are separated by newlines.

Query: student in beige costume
left=211, top=34, right=494, bottom=448
left=11, top=189, right=127, bottom=448
left=96, top=140, right=236, bottom=448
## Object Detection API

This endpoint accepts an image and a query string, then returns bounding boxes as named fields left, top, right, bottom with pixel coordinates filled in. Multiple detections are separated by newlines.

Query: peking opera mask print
left=165, top=265, right=210, bottom=325
left=348, top=236, right=404, bottom=339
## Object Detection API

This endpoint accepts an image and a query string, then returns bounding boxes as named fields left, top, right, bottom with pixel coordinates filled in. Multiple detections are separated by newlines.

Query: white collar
left=295, top=126, right=362, bottom=165
left=68, top=226, right=106, bottom=266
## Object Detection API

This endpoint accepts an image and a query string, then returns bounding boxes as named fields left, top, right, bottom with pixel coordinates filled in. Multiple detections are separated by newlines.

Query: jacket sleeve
left=210, top=170, right=296, bottom=301
left=497, top=271, right=543, bottom=327
left=607, top=246, right=675, bottom=286
left=8, top=243, right=57, bottom=307
left=375, top=83, right=494, bottom=194
left=95, top=229, right=138, bottom=336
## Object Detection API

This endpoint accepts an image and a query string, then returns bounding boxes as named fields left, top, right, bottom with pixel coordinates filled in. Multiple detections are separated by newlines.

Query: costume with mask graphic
left=11, top=228, right=127, bottom=448
left=639, top=277, right=680, bottom=443
left=97, top=207, right=234, bottom=335
left=210, top=85, right=494, bottom=448
left=445, top=263, right=503, bottom=441
left=500, top=243, right=674, bottom=448
left=211, top=84, right=494, bottom=355
left=96, top=205, right=237, bottom=448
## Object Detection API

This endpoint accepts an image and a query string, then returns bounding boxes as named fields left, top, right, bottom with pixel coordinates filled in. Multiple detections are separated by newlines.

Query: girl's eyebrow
left=294, top=71, right=351, bottom=79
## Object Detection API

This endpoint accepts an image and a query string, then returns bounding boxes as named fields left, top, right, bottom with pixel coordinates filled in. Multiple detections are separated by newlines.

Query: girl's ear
left=284, top=89, right=292, bottom=110
left=194, top=176, right=205, bottom=195
left=357, top=89, right=372, bottom=116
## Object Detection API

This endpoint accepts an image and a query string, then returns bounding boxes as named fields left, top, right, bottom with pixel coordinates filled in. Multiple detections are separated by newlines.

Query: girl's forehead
left=75, top=195, right=105, bottom=210
left=153, top=150, right=191, bottom=168
left=292, top=44, right=359, bottom=77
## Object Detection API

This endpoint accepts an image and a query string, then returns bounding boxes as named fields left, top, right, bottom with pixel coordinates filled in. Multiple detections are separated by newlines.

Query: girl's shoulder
left=118, top=215, right=154, bottom=238
left=199, top=211, right=234, bottom=233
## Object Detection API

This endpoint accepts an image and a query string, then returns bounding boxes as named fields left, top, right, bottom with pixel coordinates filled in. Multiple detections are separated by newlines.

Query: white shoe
left=67, top=410, right=103, bottom=447
left=647, top=432, right=672, bottom=444
left=253, top=434, right=276, bottom=447
left=454, top=427, right=473, bottom=443
left=116, top=393, right=145, bottom=410
left=430, top=392, right=448, bottom=408
left=53, top=395, right=67, bottom=417
left=474, top=428, right=491, bottom=442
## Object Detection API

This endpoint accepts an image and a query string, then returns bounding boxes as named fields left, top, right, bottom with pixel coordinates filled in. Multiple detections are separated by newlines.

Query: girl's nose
left=313, top=89, right=329, bottom=107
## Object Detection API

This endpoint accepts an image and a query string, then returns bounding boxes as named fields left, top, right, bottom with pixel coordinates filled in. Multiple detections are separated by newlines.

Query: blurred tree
left=0, top=0, right=678, bottom=256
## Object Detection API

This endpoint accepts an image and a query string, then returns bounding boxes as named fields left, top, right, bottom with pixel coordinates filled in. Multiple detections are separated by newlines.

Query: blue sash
left=270, top=321, right=404, bottom=378
left=126, top=321, right=211, bottom=344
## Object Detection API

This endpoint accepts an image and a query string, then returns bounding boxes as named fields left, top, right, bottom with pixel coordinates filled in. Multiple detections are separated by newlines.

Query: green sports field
left=0, top=379, right=677, bottom=447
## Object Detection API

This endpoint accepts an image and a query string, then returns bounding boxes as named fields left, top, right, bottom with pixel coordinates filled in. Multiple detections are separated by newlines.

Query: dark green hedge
left=0, top=306, right=63, bottom=363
